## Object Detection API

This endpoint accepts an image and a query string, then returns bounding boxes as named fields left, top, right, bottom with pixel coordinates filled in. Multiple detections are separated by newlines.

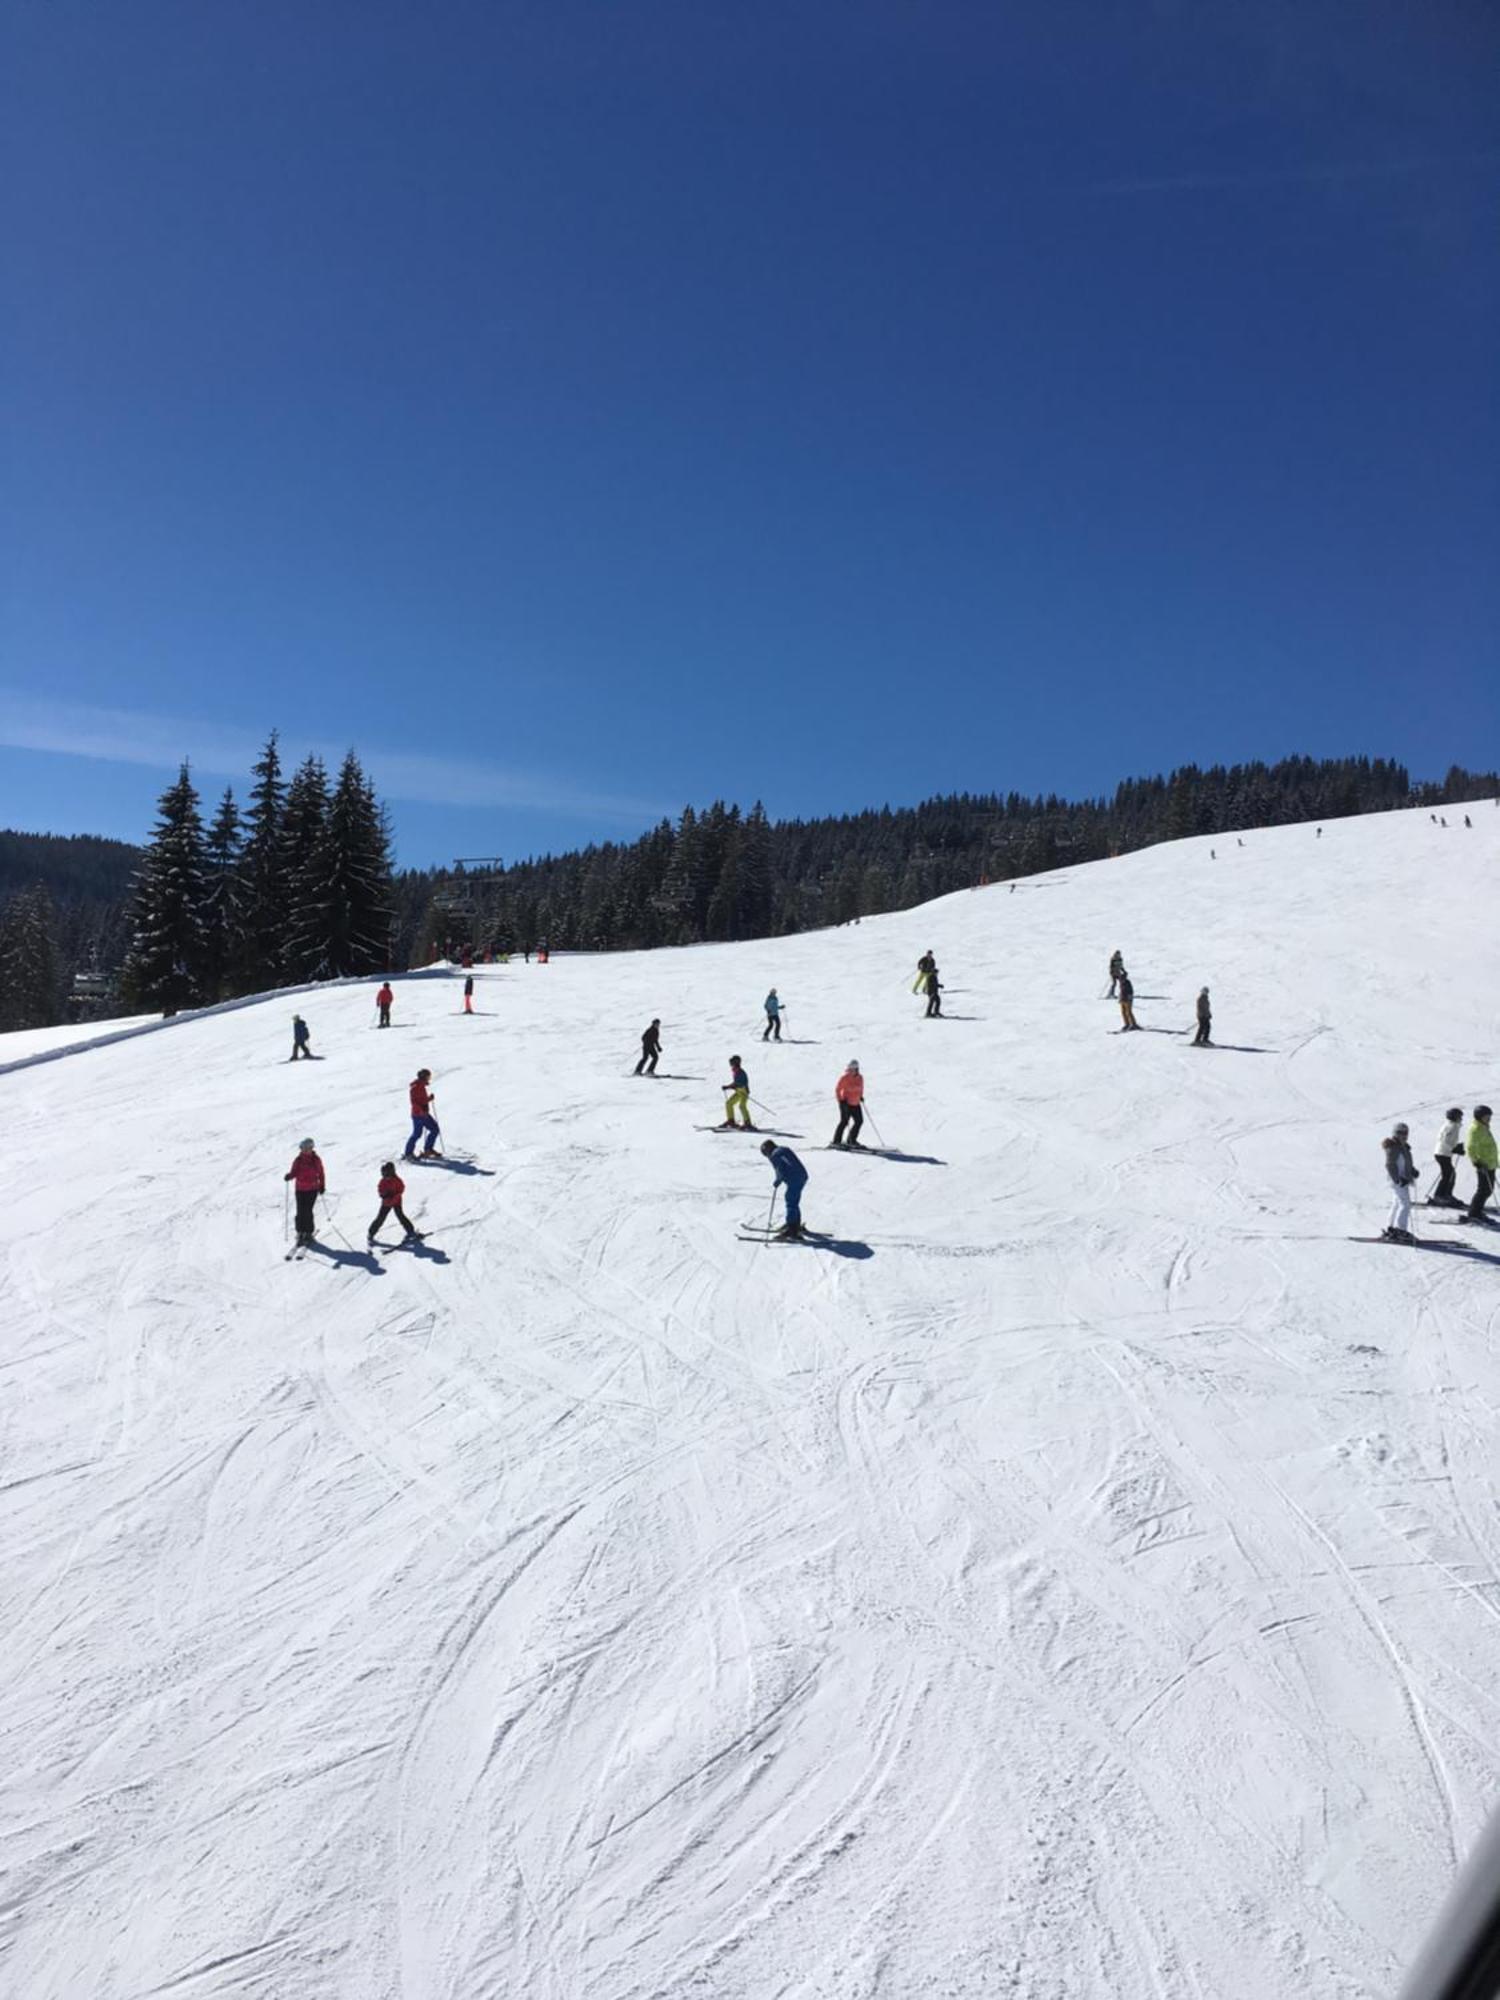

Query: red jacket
left=286, top=1151, right=325, bottom=1193
left=410, top=1078, right=433, bottom=1115
left=377, top=984, right=393, bottom=1006
left=836, top=1069, right=865, bottom=1104
left=378, top=1172, right=405, bottom=1203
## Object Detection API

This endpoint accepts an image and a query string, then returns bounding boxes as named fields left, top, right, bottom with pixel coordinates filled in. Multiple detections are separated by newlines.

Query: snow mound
left=4, top=803, right=1498, bottom=1998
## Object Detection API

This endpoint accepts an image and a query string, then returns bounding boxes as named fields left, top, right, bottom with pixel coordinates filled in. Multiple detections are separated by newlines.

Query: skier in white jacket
left=1433, top=1108, right=1465, bottom=1207
left=1382, top=1124, right=1419, bottom=1243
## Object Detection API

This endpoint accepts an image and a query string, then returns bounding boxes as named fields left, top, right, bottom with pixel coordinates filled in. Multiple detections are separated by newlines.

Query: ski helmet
left=381, top=1160, right=395, bottom=1175
left=299, top=1137, right=316, bottom=1150
left=1477, top=1105, right=1493, bottom=1120
left=417, top=1067, right=431, bottom=1080
left=760, top=1139, right=776, bottom=1156
left=1393, top=1123, right=1409, bottom=1137
left=1448, top=1107, right=1464, bottom=1121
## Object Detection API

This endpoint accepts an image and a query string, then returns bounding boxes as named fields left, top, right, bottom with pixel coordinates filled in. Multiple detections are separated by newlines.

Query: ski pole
left=763, top=1184, right=778, bottom=1246
left=283, top=1183, right=290, bottom=1242
left=863, top=1106, right=888, bottom=1150
left=318, top=1194, right=360, bottom=1255
left=750, top=1096, right=778, bottom=1121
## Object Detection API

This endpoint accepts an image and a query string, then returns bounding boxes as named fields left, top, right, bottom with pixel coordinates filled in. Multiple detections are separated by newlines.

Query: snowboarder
left=1433, top=1108, right=1465, bottom=1206
left=762, top=989, right=783, bottom=1041
left=284, top=1137, right=325, bottom=1246
left=761, top=1139, right=809, bottom=1239
left=832, top=1060, right=866, bottom=1148
left=463, top=974, right=474, bottom=1015
left=1192, top=987, right=1212, bottom=1046
left=404, top=1069, right=441, bottom=1158
left=1461, top=1105, right=1496, bottom=1224
left=914, top=951, right=935, bottom=995
left=1118, top=972, right=1139, bottom=1031
left=290, top=1013, right=312, bottom=1060
left=719, top=1056, right=754, bottom=1130
left=635, top=1018, right=662, bottom=1076
left=1381, top=1123, right=1419, bottom=1242
left=1108, top=950, right=1125, bottom=998
left=368, top=1162, right=421, bottom=1245
left=924, top=960, right=942, bottom=1018
left=376, top=981, right=394, bottom=1028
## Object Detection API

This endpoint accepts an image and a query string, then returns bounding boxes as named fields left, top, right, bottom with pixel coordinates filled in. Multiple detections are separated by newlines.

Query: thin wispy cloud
left=1091, top=150, right=1500, bottom=197
left=0, top=689, right=662, bottom=824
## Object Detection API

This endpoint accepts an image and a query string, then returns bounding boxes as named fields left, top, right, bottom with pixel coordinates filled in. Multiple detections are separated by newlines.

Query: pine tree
left=0, top=883, right=63, bottom=1030
left=237, top=731, right=286, bottom=994
left=280, top=756, right=333, bottom=981
left=122, top=764, right=209, bottom=1014
left=201, top=788, right=243, bottom=1002
left=311, top=752, right=395, bottom=976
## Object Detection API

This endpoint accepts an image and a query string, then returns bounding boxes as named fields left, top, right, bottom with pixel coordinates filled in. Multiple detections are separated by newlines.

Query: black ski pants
left=763, top=1015, right=781, bottom=1040
left=368, top=1201, right=416, bottom=1239
left=1469, top=1166, right=1496, bottom=1220
left=833, top=1101, right=864, bottom=1147
left=1193, top=1017, right=1211, bottom=1045
left=1436, top=1154, right=1457, bottom=1202
left=378, top=1005, right=391, bottom=1027
left=925, top=983, right=941, bottom=1017
left=294, top=1189, right=319, bottom=1239
left=635, top=1049, right=659, bottom=1075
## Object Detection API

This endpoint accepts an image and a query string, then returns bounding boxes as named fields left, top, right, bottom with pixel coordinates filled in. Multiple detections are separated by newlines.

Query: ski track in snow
left=3, top=803, right=1500, bottom=1997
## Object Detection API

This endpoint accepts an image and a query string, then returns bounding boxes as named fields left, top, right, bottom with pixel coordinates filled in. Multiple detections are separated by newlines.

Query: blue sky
left=2, top=1, right=1496, bottom=866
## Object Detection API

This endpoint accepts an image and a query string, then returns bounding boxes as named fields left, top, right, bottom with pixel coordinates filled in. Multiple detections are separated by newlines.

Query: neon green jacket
left=1468, top=1119, right=1499, bottom=1171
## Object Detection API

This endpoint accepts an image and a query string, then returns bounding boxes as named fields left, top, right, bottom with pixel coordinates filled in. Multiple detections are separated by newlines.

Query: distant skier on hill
left=1117, top=972, right=1139, bottom=1032
left=635, top=1019, right=662, bottom=1076
left=1381, top=1124, right=1418, bottom=1243
left=914, top=951, right=935, bottom=995
left=284, top=1138, right=325, bottom=1247
left=1108, top=950, right=1125, bottom=998
left=404, top=1069, right=441, bottom=1159
left=719, top=1056, right=754, bottom=1130
left=1461, top=1106, right=1496, bottom=1224
left=368, top=1162, right=421, bottom=1246
left=463, top=975, right=474, bottom=1015
left=376, top=982, right=394, bottom=1028
left=762, top=989, right=783, bottom=1041
left=290, top=1014, right=312, bottom=1061
left=831, top=1060, right=866, bottom=1148
left=923, top=960, right=943, bottom=1018
left=761, top=1139, right=809, bottom=1239
left=1433, top=1108, right=1465, bottom=1206
left=1192, top=987, right=1212, bottom=1046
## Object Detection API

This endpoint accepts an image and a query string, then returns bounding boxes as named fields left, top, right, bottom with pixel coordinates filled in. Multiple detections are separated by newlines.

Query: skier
left=1192, top=986, right=1212, bottom=1046
left=635, top=1018, right=662, bottom=1076
left=914, top=951, right=935, bottom=995
left=831, top=1060, right=866, bottom=1148
left=924, top=960, right=942, bottom=1018
left=719, top=1056, right=754, bottom=1130
left=463, top=974, right=474, bottom=1015
left=1433, top=1108, right=1465, bottom=1206
left=760, top=1138, right=809, bottom=1239
left=1381, top=1123, right=1419, bottom=1243
left=284, top=1137, right=325, bottom=1247
left=376, top=981, right=394, bottom=1028
left=762, top=989, right=783, bottom=1041
left=290, top=1013, right=312, bottom=1060
left=1118, top=971, right=1139, bottom=1031
left=368, top=1162, right=422, bottom=1246
left=404, top=1069, right=441, bottom=1159
left=1108, top=950, right=1125, bottom=998
left=1461, top=1105, right=1497, bottom=1224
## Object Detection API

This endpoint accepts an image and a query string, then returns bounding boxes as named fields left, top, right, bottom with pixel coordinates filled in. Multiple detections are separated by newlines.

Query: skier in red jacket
left=284, top=1138, right=326, bottom=1246
left=368, top=1162, right=421, bottom=1245
left=376, top=982, right=394, bottom=1028
left=404, top=1070, right=441, bottom=1159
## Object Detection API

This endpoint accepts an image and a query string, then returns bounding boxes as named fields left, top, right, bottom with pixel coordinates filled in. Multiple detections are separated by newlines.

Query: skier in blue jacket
left=762, top=989, right=783, bottom=1041
left=760, top=1139, right=808, bottom=1239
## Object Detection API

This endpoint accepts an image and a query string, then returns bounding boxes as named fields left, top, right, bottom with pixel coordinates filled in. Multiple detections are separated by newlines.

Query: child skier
left=924, top=960, right=942, bottom=1018
left=832, top=1060, right=866, bottom=1148
left=376, top=982, right=394, bottom=1028
left=284, top=1138, right=325, bottom=1246
left=1433, top=1108, right=1465, bottom=1206
left=404, top=1069, right=441, bottom=1159
left=636, top=1019, right=662, bottom=1076
left=368, top=1162, right=422, bottom=1245
left=760, top=1139, right=809, bottom=1239
left=762, top=990, right=783, bottom=1041
left=1461, top=1106, right=1497, bottom=1224
left=290, top=1014, right=312, bottom=1060
left=1118, top=973, right=1139, bottom=1031
left=719, top=1056, right=754, bottom=1130
left=1192, top=987, right=1212, bottom=1046
left=463, top=974, right=474, bottom=1015
left=1381, top=1123, right=1419, bottom=1243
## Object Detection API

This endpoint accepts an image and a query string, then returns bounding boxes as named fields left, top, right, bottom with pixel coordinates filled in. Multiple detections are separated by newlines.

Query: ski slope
left=4, top=804, right=1499, bottom=1999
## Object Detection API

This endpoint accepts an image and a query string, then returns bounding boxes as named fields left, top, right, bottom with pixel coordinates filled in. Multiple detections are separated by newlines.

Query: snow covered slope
left=4, top=803, right=1498, bottom=1999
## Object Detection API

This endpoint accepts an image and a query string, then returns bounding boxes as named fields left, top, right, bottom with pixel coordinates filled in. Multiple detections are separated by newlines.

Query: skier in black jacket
left=635, top=1019, right=662, bottom=1076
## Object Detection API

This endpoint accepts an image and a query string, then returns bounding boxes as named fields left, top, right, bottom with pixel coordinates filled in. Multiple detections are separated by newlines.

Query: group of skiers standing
left=914, top=953, right=942, bottom=1017
left=1382, top=1107, right=1497, bottom=1243
left=1108, top=949, right=1210, bottom=1043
